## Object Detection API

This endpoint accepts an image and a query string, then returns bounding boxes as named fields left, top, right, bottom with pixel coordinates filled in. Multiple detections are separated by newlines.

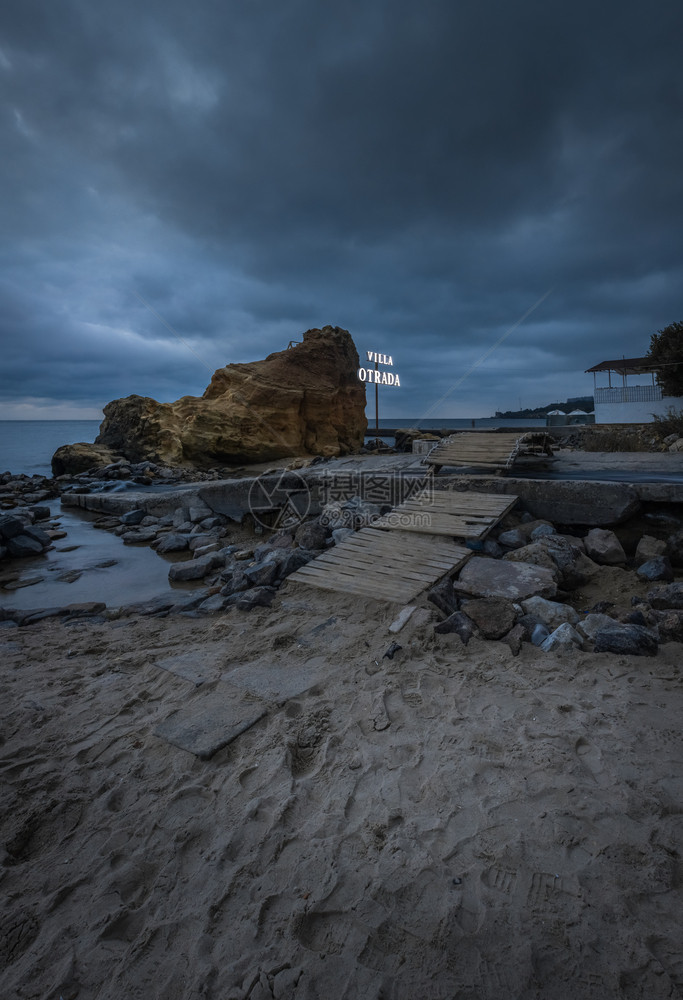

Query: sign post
left=357, top=351, right=401, bottom=444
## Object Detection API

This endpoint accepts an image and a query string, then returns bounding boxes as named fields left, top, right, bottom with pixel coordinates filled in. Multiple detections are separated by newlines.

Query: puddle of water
left=0, top=503, right=201, bottom=610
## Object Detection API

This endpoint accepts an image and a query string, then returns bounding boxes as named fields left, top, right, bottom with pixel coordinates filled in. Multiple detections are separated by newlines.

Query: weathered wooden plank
left=289, top=527, right=471, bottom=603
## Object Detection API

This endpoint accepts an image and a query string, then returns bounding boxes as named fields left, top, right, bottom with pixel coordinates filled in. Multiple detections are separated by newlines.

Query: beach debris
left=383, top=642, right=402, bottom=660
left=434, top=611, right=475, bottom=644
left=388, top=605, right=416, bottom=633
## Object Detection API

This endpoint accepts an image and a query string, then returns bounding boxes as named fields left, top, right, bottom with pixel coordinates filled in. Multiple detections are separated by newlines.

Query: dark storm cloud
left=1, top=0, right=682, bottom=417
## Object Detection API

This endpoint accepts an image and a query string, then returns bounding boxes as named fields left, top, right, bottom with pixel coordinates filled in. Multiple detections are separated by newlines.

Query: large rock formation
left=53, top=326, right=367, bottom=473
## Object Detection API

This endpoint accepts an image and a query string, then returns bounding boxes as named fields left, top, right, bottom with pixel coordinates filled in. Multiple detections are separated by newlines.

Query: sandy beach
left=2, top=569, right=682, bottom=999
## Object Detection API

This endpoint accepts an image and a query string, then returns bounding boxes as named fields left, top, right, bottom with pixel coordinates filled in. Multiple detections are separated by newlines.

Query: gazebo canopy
left=585, top=356, right=656, bottom=376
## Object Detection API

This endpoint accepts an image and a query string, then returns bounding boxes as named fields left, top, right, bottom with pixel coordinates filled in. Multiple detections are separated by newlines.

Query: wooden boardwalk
left=372, top=489, right=518, bottom=539
left=424, top=432, right=522, bottom=474
left=289, top=526, right=471, bottom=604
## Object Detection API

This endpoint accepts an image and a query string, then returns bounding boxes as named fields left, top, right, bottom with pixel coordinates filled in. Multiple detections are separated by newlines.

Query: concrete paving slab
left=155, top=683, right=267, bottom=759
left=223, top=656, right=329, bottom=703
left=153, top=643, right=227, bottom=685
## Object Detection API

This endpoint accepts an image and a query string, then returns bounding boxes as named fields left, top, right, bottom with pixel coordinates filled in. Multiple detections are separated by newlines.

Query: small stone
left=637, top=557, right=674, bottom=582
left=198, top=594, right=230, bottom=613
left=119, top=508, right=146, bottom=526
left=521, top=595, right=580, bottom=629
left=122, top=527, right=158, bottom=544
left=530, top=523, right=556, bottom=541
left=634, top=535, right=668, bottom=567
left=168, top=554, right=218, bottom=582
left=434, top=611, right=475, bottom=644
left=7, top=534, right=44, bottom=557
left=155, top=533, right=190, bottom=553
left=576, top=612, right=615, bottom=641
left=461, top=597, right=517, bottom=639
left=233, top=586, right=276, bottom=610
left=503, top=623, right=526, bottom=655
left=584, top=528, right=626, bottom=565
left=540, top=622, right=583, bottom=652
left=647, top=583, right=683, bottom=610
left=497, top=528, right=526, bottom=549
left=593, top=623, right=658, bottom=657
left=531, top=623, right=550, bottom=646
left=383, top=642, right=402, bottom=660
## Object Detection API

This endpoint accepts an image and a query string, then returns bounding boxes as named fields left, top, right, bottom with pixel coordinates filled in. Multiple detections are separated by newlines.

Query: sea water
left=0, top=421, right=101, bottom=477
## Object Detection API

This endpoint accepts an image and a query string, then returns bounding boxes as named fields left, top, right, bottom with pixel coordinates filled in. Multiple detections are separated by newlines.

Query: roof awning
left=585, top=356, right=656, bottom=376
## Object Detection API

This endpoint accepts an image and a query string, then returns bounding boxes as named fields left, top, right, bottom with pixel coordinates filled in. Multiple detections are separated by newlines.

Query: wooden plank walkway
left=289, top=526, right=471, bottom=604
left=424, top=432, right=522, bottom=473
left=372, top=489, right=518, bottom=539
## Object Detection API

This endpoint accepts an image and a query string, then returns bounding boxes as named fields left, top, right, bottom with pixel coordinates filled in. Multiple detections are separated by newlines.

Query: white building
left=586, top=356, right=683, bottom=424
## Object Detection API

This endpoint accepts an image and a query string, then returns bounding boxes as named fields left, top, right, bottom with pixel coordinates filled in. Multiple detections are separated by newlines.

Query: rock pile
left=429, top=509, right=683, bottom=657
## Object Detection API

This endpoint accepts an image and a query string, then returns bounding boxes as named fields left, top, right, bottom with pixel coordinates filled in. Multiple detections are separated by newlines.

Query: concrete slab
left=223, top=656, right=329, bottom=703
left=155, top=683, right=267, bottom=759
left=153, top=643, right=227, bottom=685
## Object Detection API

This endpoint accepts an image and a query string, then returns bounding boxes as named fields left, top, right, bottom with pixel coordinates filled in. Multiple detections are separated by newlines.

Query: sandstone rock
left=584, top=528, right=627, bottom=565
left=521, top=596, right=580, bottom=629
left=454, top=557, right=557, bottom=601
left=53, top=326, right=366, bottom=471
left=634, top=535, right=667, bottom=567
left=593, top=623, right=658, bottom=656
left=540, top=622, right=583, bottom=652
left=461, top=597, right=517, bottom=639
left=648, top=583, right=683, bottom=610
left=637, top=557, right=674, bottom=582
left=51, top=441, right=125, bottom=475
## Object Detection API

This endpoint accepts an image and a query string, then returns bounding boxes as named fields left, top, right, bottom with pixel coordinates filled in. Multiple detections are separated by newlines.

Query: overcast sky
left=2, top=0, right=682, bottom=422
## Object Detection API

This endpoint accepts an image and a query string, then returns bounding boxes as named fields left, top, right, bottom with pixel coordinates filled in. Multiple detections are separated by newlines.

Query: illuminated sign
left=358, top=350, right=401, bottom=386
